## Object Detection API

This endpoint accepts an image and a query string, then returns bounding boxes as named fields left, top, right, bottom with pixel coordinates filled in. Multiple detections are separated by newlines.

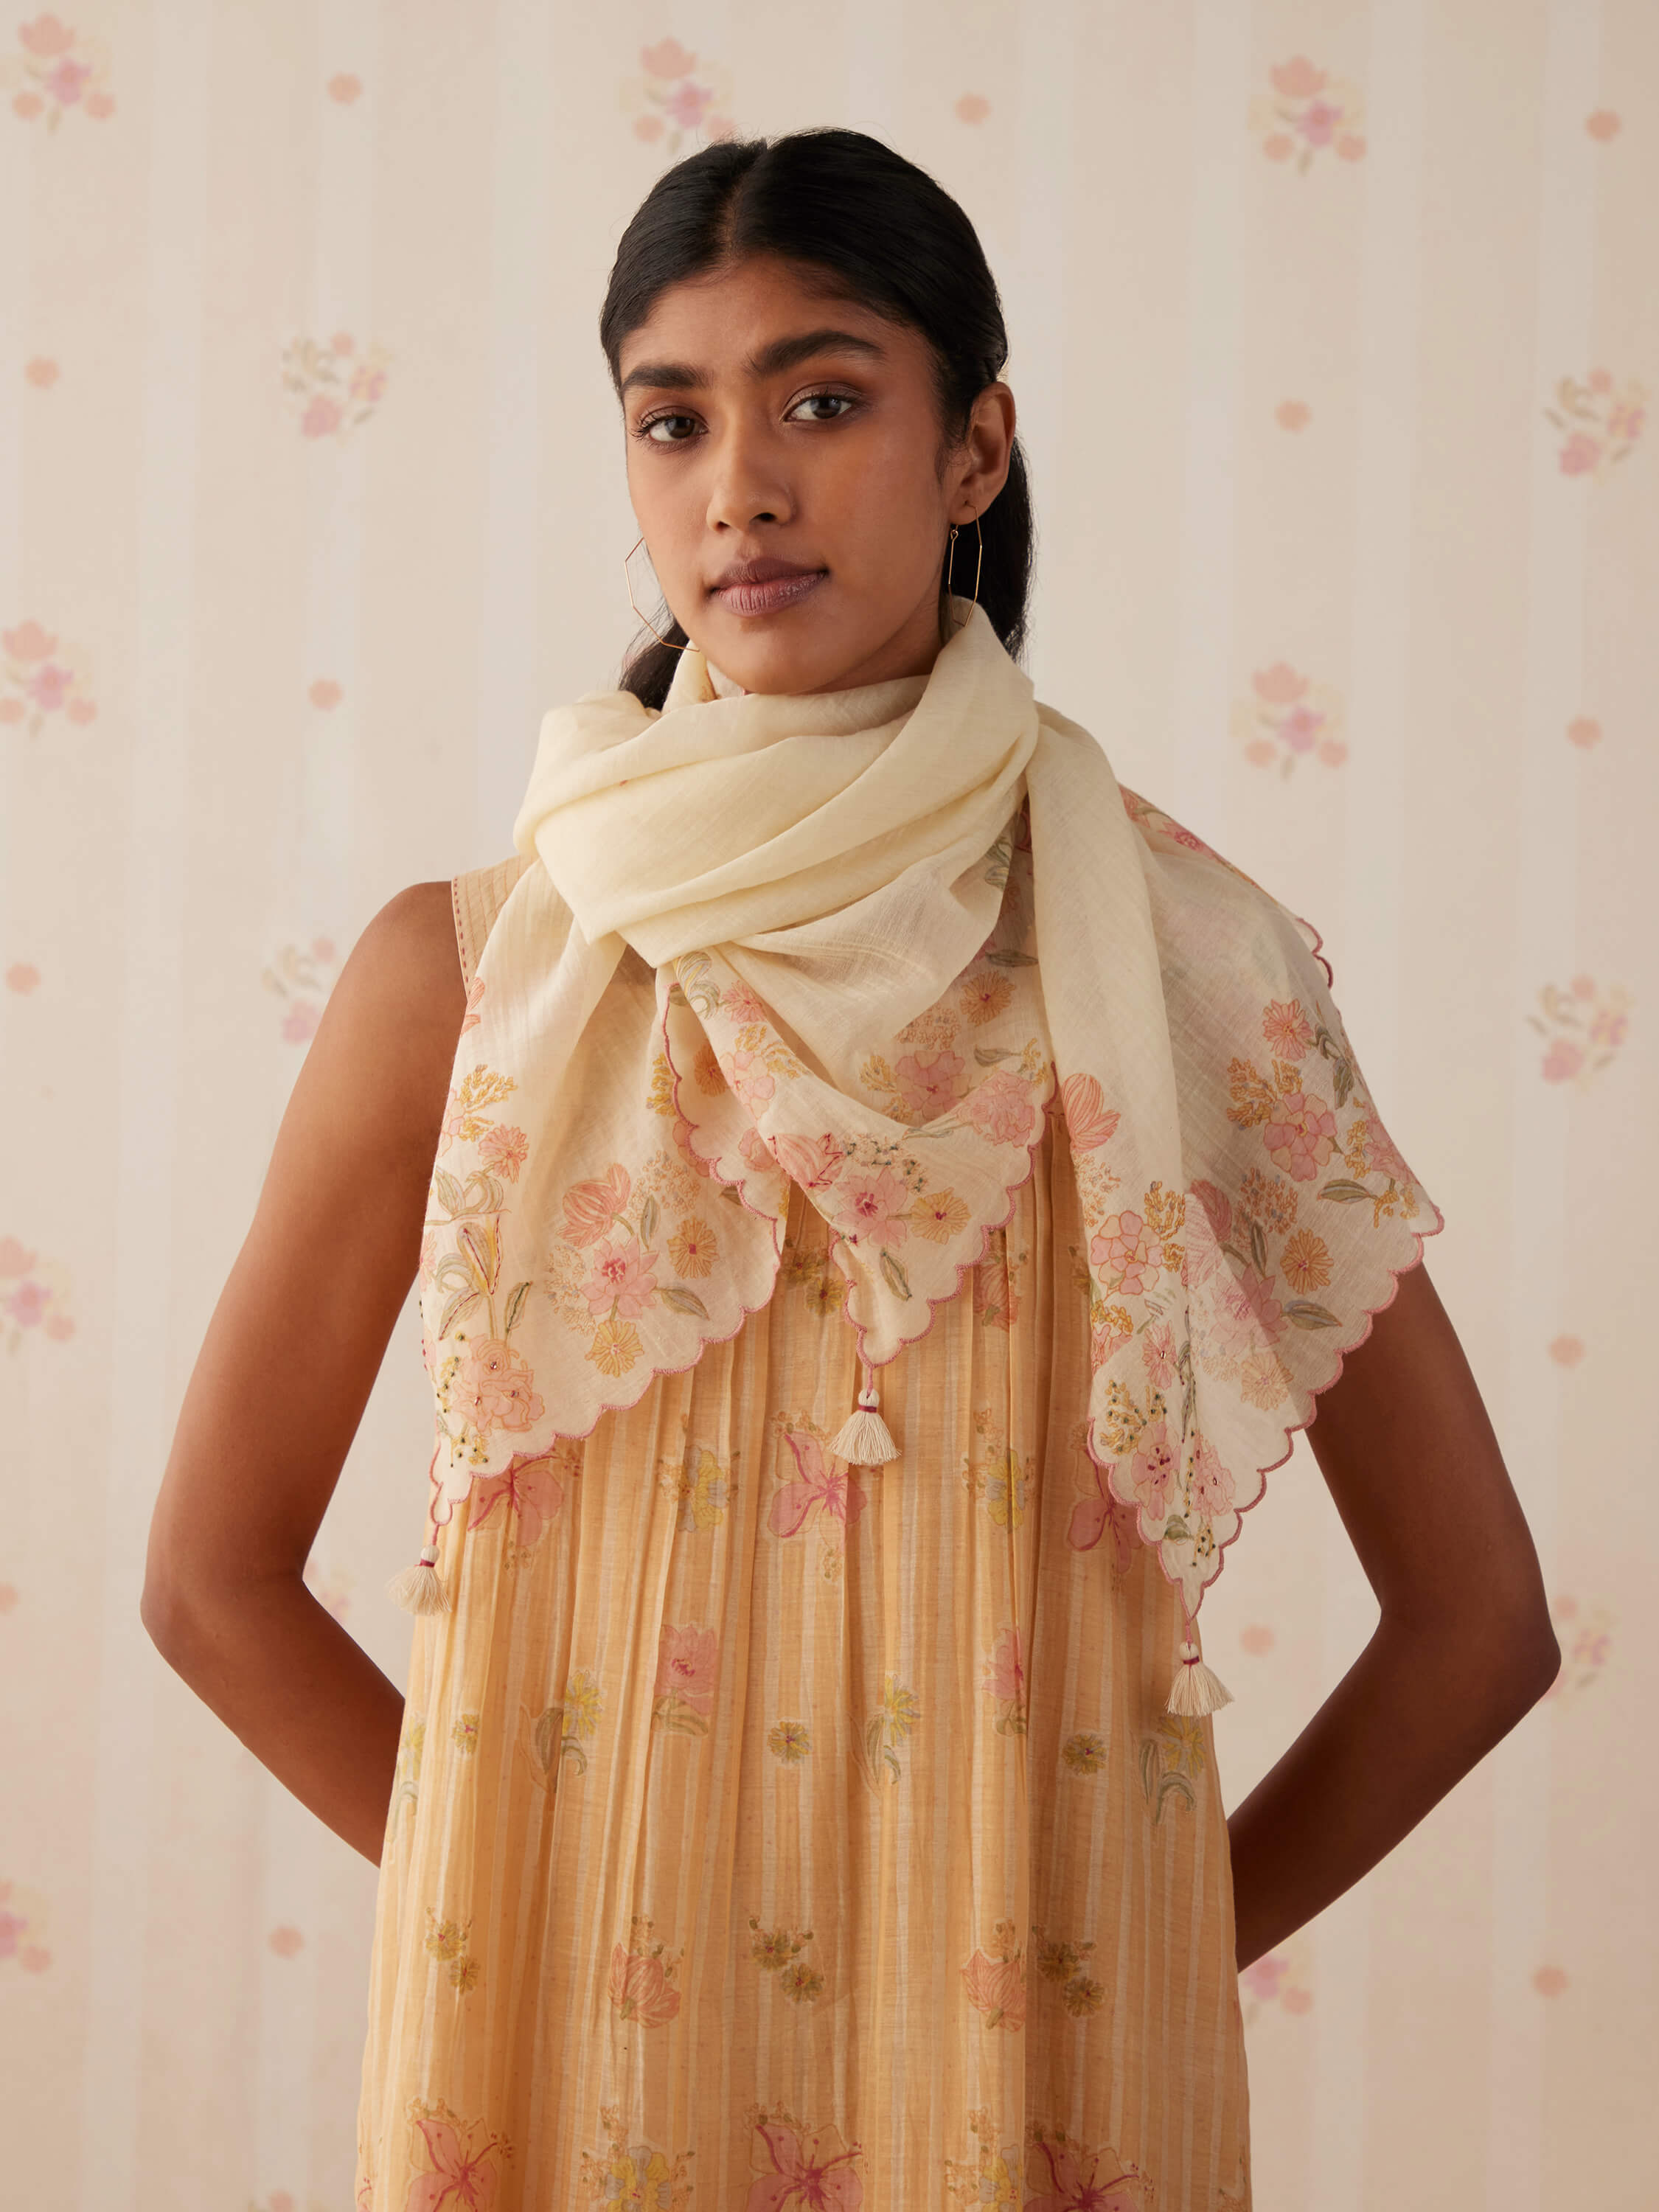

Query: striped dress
left=354, top=855, right=1252, bottom=2212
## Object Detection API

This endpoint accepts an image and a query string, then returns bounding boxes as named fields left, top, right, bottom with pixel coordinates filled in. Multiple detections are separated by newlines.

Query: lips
left=709, top=559, right=828, bottom=618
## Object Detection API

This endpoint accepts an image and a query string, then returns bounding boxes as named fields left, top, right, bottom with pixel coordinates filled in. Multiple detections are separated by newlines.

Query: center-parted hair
left=599, top=125, right=1036, bottom=706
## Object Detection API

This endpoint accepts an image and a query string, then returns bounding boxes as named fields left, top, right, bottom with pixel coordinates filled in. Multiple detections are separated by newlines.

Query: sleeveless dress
left=353, top=856, right=1253, bottom=2212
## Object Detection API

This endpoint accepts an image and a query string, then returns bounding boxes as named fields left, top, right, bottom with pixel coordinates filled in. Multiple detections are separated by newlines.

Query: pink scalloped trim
left=1085, top=1184, right=1447, bottom=1628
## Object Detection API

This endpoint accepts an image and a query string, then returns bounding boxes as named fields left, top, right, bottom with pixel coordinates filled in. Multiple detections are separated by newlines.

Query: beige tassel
left=1166, top=1634, right=1233, bottom=1717
left=829, top=1360, right=902, bottom=1468
left=386, top=1539, right=451, bottom=1617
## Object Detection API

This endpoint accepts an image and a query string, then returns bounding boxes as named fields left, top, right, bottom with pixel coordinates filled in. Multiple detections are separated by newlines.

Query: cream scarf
left=392, top=598, right=1441, bottom=1716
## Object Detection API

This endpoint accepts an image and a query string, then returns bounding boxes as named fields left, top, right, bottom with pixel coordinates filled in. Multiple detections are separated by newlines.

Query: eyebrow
left=618, top=326, right=889, bottom=400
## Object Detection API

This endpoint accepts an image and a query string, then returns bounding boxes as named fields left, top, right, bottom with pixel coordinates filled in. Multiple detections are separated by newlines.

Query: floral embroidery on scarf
left=577, top=2102, right=694, bottom=2209
left=609, top=1913, right=684, bottom=2026
left=744, top=2101, right=864, bottom=2208
left=747, top=1914, right=825, bottom=2005
left=961, top=1919, right=1026, bottom=2031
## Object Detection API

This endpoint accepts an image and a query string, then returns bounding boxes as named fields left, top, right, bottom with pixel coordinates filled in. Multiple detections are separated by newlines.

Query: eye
left=636, top=411, right=698, bottom=445
left=787, top=389, right=858, bottom=424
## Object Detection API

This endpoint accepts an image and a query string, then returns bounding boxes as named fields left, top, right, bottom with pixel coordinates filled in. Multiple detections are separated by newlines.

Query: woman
left=143, top=129, right=1558, bottom=2210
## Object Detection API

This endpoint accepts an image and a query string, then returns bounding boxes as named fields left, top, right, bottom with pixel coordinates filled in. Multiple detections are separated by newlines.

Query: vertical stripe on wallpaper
left=1169, top=0, right=1249, bottom=824
left=76, top=4, right=212, bottom=2208
left=1310, top=4, right=1428, bottom=2208
left=1486, top=3, right=1601, bottom=2205
left=0, top=0, right=31, bottom=1070
left=253, top=3, right=382, bottom=2203
left=470, top=0, right=553, bottom=869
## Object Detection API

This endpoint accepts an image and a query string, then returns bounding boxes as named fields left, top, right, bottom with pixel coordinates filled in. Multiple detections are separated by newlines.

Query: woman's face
left=616, top=254, right=1015, bottom=697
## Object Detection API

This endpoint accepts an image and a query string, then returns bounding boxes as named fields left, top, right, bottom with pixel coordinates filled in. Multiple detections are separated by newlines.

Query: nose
left=702, top=414, right=796, bottom=535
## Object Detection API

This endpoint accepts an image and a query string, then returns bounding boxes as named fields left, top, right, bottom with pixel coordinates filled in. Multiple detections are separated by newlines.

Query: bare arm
left=1225, top=1259, right=1560, bottom=1969
left=141, top=880, right=467, bottom=1865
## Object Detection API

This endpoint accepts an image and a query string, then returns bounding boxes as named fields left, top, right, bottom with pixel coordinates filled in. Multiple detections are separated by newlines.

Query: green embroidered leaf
left=973, top=1044, right=1018, bottom=1065
left=1283, top=1299, right=1342, bottom=1329
left=1161, top=1514, right=1191, bottom=1544
left=659, top=1284, right=711, bottom=1320
left=879, top=1249, right=913, bottom=1300
left=502, top=1280, right=532, bottom=1336
left=1248, top=1220, right=1268, bottom=1274
left=431, top=1168, right=465, bottom=1219
left=985, top=948, right=1037, bottom=967
left=1318, top=1178, right=1374, bottom=1203
left=639, top=1194, right=658, bottom=1248
left=1138, top=1736, right=1159, bottom=1804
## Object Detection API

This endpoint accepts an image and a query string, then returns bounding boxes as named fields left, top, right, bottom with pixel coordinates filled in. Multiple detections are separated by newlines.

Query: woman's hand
left=1225, top=1259, right=1561, bottom=1972
left=140, top=881, right=467, bottom=1865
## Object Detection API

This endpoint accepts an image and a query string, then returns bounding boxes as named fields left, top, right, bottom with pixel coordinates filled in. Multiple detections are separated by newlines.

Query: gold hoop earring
left=623, top=534, right=689, bottom=652
left=945, top=515, right=984, bottom=610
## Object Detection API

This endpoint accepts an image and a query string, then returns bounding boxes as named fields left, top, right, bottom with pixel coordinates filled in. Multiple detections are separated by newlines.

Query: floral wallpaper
left=1, top=3, right=1653, bottom=2208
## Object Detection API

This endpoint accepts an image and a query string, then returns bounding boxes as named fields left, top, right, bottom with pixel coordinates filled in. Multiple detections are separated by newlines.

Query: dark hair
left=598, top=127, right=1035, bottom=706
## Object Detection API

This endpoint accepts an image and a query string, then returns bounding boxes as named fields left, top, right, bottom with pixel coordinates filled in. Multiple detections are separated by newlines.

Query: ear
left=956, top=382, right=1017, bottom=515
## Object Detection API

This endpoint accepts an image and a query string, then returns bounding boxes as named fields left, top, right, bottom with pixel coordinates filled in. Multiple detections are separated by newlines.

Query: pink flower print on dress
left=1060, top=1071, right=1120, bottom=1152
left=956, top=1067, right=1037, bottom=1147
left=608, top=1937, right=683, bottom=2026
left=960, top=1938, right=1026, bottom=2030
left=746, top=2109, right=865, bottom=2210
left=770, top=1428, right=869, bottom=1538
left=405, top=2114, right=501, bottom=2211
left=1260, top=1089, right=1338, bottom=1181
left=654, top=1621, right=719, bottom=1722
left=1023, top=2129, right=1150, bottom=2212
left=835, top=1164, right=912, bottom=1248
left=466, top=1448, right=566, bottom=1546
left=772, top=1130, right=845, bottom=1191
left=720, top=1046, right=776, bottom=1111
left=563, top=1162, right=630, bottom=1247
left=581, top=1239, right=658, bottom=1320
left=477, top=1124, right=527, bottom=1181
left=450, top=1338, right=543, bottom=1436
left=892, top=1046, right=966, bottom=1116
left=1089, top=1208, right=1165, bottom=1298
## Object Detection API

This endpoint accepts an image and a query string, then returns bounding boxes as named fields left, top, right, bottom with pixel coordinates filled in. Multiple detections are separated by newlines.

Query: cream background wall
left=1, top=2, right=1653, bottom=2206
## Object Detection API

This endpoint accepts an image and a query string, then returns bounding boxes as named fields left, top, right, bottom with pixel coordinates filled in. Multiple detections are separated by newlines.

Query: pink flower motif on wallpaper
left=1239, top=1621, right=1276, bottom=1656
left=745, top=2104, right=865, bottom=2208
left=1276, top=398, right=1312, bottom=432
left=0, top=619, right=98, bottom=735
left=771, top=1424, right=869, bottom=1538
left=1540, top=1594, right=1612, bottom=1705
left=1234, top=661, right=1348, bottom=776
left=279, top=331, right=392, bottom=440
left=25, top=355, right=58, bottom=386
left=1239, top=1945, right=1313, bottom=2022
left=1, top=15, right=116, bottom=127
left=608, top=1913, right=684, bottom=2024
left=267, top=1924, right=305, bottom=1958
left=7, top=963, right=40, bottom=993
left=327, top=72, right=362, bottom=105
left=262, top=936, right=338, bottom=1044
left=1548, top=1333, right=1585, bottom=1367
left=653, top=1619, right=719, bottom=1736
left=982, top=1621, right=1027, bottom=1735
left=1532, top=1964, right=1570, bottom=1997
left=1248, top=56, right=1367, bottom=170
left=0, top=1235, right=74, bottom=1349
left=1585, top=109, right=1621, bottom=142
left=1566, top=714, right=1602, bottom=749
left=1526, top=974, right=1632, bottom=1088
left=621, top=40, right=735, bottom=155
left=1546, top=367, right=1646, bottom=480
left=955, top=93, right=991, bottom=125
left=0, top=1880, right=52, bottom=1973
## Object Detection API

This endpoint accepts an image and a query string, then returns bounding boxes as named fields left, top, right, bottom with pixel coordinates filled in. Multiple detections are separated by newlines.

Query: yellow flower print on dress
left=577, top=2101, right=693, bottom=2209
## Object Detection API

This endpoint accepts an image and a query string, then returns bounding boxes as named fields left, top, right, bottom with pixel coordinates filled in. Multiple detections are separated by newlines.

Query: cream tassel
left=829, top=1359, right=902, bottom=1468
left=386, top=1538, right=451, bottom=1617
left=1166, top=1632, right=1233, bottom=1717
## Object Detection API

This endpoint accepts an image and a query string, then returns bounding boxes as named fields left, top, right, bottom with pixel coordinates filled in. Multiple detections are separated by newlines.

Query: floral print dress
left=354, top=856, right=1253, bottom=2212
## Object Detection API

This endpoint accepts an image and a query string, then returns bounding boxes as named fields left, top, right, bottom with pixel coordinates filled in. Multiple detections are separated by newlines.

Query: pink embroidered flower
left=771, top=1429, right=869, bottom=1536
left=1360, top=1114, right=1413, bottom=1187
left=983, top=1622, right=1026, bottom=1705
left=960, top=1947, right=1026, bottom=2031
left=1189, top=1433, right=1237, bottom=1519
left=407, top=2115, right=501, bottom=2210
left=1088, top=1306, right=1133, bottom=1374
left=479, top=1123, right=528, bottom=1180
left=1060, top=1071, right=1120, bottom=1152
left=459, top=975, right=484, bottom=1034
left=451, top=1337, right=543, bottom=1435
left=1542, top=1035, right=1585, bottom=1082
left=746, top=2112, right=865, bottom=2210
left=654, top=1621, right=719, bottom=1718
left=1143, top=1321, right=1178, bottom=1387
left=719, top=978, right=768, bottom=1023
left=720, top=1046, right=776, bottom=1111
left=893, top=1046, right=965, bottom=1116
left=1261, top=1090, right=1338, bottom=1181
left=1262, top=998, right=1314, bottom=1060
left=467, top=1448, right=566, bottom=1545
left=773, top=1130, right=845, bottom=1189
left=1189, top=1177, right=1233, bottom=1245
left=1130, top=1417, right=1178, bottom=1517
left=26, top=662, right=71, bottom=711
left=609, top=1941, right=682, bottom=2027
left=737, top=1124, right=775, bottom=1174
left=1088, top=1208, right=1164, bottom=1297
left=1025, top=2132, right=1148, bottom=2211
left=1206, top=1265, right=1287, bottom=1356
left=956, top=1068, right=1036, bottom=1147
left=563, top=1162, right=631, bottom=1246
left=835, top=1165, right=912, bottom=1248
left=1180, top=1203, right=1225, bottom=1291
left=581, top=1239, right=658, bottom=1320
